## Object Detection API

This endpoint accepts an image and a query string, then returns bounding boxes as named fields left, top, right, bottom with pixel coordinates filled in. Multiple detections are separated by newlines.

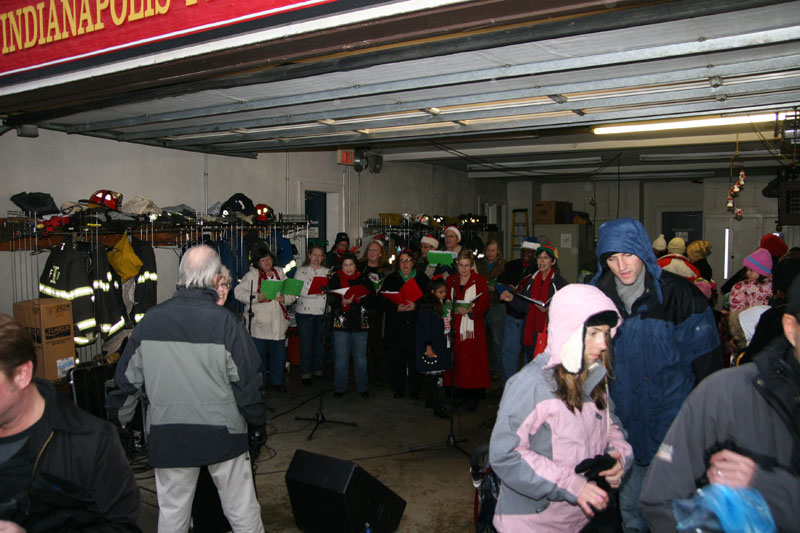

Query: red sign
left=0, top=0, right=339, bottom=79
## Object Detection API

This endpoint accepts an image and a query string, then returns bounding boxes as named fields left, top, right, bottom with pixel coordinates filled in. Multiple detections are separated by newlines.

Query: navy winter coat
left=590, top=218, right=721, bottom=464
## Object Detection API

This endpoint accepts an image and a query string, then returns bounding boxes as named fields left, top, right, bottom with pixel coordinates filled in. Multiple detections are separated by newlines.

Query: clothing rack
left=5, top=212, right=309, bottom=360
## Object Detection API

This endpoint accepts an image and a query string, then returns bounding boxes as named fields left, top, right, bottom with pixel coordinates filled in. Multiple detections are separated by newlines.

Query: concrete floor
left=134, top=366, right=503, bottom=532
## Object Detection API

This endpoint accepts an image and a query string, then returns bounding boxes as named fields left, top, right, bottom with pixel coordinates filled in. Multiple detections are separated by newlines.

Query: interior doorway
left=305, top=191, right=327, bottom=248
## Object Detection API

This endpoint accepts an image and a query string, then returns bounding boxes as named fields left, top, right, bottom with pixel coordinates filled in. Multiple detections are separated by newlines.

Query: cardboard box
left=533, top=201, right=573, bottom=224
left=13, top=298, right=76, bottom=381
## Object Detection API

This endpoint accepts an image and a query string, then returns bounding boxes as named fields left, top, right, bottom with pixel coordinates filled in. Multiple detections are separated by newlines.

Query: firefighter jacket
left=130, top=237, right=158, bottom=324
left=39, top=237, right=98, bottom=346
left=86, top=242, right=128, bottom=340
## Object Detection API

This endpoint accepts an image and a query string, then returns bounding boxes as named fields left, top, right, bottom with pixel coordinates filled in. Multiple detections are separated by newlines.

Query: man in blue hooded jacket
left=590, top=218, right=721, bottom=532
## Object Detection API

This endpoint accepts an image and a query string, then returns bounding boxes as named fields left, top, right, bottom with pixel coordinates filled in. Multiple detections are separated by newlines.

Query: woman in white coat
left=235, top=242, right=297, bottom=393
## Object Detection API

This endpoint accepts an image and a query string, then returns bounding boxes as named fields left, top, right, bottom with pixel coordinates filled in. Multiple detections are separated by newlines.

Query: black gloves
left=248, top=426, right=267, bottom=462
left=575, top=453, right=616, bottom=492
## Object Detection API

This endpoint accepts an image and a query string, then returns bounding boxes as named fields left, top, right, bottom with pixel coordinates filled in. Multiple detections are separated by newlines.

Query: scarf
left=399, top=269, right=417, bottom=283
left=523, top=269, right=554, bottom=346
left=456, top=277, right=477, bottom=341
left=337, top=269, right=361, bottom=311
left=615, top=268, right=646, bottom=314
left=258, top=267, right=289, bottom=320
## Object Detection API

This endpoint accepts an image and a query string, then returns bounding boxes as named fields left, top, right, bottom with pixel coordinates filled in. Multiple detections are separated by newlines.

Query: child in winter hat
left=729, top=248, right=773, bottom=312
left=743, top=248, right=773, bottom=277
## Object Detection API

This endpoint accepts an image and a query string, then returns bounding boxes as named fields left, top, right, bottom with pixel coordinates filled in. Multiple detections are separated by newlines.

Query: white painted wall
left=539, top=173, right=793, bottom=286
left=0, top=129, right=506, bottom=315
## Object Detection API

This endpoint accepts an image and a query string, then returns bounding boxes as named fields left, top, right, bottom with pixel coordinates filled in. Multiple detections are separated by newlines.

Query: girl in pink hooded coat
left=489, top=284, right=633, bottom=532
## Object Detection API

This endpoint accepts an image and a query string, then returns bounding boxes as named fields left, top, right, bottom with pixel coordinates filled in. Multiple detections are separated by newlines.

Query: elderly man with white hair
left=108, top=244, right=266, bottom=533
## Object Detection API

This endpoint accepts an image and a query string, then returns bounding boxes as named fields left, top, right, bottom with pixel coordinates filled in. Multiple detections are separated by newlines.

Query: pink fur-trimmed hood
left=544, top=284, right=621, bottom=372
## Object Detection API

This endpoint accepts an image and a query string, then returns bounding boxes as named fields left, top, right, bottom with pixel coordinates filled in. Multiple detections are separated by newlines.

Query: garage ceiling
left=1, top=0, right=799, bottom=181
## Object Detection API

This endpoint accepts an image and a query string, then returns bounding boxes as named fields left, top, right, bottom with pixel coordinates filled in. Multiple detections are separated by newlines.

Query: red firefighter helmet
left=255, top=203, right=275, bottom=222
left=87, top=190, right=123, bottom=211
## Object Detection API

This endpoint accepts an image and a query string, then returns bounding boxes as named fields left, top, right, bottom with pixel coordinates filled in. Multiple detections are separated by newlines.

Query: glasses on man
left=399, top=258, right=414, bottom=263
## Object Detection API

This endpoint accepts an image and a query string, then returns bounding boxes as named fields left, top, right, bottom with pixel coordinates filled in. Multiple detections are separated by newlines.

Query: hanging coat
left=444, top=270, right=490, bottom=389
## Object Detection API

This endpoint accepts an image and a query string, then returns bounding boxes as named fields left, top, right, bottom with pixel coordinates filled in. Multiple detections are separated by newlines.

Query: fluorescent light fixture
left=593, top=112, right=788, bottom=135
left=724, top=227, right=730, bottom=280
left=467, top=157, right=601, bottom=170
left=592, top=171, right=716, bottom=180
left=638, top=150, right=772, bottom=161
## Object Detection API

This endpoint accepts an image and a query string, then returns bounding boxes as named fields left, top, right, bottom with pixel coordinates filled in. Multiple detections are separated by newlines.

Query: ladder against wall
left=511, top=209, right=529, bottom=258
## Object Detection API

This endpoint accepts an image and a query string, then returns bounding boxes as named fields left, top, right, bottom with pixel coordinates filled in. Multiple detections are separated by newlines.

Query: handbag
left=107, top=232, right=143, bottom=283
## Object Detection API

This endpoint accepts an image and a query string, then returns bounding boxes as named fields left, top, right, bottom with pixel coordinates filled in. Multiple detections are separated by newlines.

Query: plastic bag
left=673, top=484, right=776, bottom=533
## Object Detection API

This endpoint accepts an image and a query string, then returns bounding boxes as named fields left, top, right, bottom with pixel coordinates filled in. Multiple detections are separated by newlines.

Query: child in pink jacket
left=489, top=285, right=633, bottom=532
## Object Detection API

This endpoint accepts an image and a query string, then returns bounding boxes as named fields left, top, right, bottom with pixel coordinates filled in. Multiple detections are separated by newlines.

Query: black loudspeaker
left=285, top=449, right=406, bottom=532
left=368, top=154, right=383, bottom=174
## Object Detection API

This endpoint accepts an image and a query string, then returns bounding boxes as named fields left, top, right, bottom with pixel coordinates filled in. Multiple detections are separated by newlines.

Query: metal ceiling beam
left=63, top=24, right=800, bottom=134
left=159, top=76, right=800, bottom=148
left=5, top=0, right=783, bottom=122
left=192, top=91, right=796, bottom=154
left=117, top=54, right=800, bottom=141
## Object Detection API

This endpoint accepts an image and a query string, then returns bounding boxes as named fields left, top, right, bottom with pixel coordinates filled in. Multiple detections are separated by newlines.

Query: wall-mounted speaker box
left=285, top=449, right=406, bottom=532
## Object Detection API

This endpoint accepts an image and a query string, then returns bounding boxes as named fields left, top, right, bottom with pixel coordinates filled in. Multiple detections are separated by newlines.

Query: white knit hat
left=652, top=234, right=667, bottom=252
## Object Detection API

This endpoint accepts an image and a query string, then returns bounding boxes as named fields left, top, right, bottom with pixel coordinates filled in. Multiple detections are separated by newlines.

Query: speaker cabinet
left=285, top=449, right=406, bottom=532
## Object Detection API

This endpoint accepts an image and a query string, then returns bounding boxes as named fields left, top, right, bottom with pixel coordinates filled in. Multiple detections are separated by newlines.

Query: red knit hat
left=760, top=233, right=788, bottom=258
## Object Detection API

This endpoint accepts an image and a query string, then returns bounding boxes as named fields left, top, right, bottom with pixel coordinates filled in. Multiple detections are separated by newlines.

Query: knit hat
left=536, top=244, right=559, bottom=260
left=743, top=248, right=773, bottom=277
left=334, top=232, right=350, bottom=246
left=686, top=240, right=712, bottom=262
left=667, top=237, right=686, bottom=256
left=420, top=234, right=439, bottom=248
left=652, top=234, right=667, bottom=252
left=520, top=237, right=539, bottom=250
left=443, top=226, right=462, bottom=242
left=760, top=233, right=788, bottom=258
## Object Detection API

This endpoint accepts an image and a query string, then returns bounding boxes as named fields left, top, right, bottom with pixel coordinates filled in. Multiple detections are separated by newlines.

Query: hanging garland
left=726, top=169, right=746, bottom=219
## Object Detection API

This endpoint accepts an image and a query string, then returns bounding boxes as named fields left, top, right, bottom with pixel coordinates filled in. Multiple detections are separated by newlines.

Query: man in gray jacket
left=108, top=244, right=266, bottom=532
left=639, top=276, right=800, bottom=531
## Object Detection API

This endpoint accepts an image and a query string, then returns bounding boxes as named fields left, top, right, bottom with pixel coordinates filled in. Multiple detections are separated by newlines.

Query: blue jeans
left=296, top=313, right=324, bottom=378
left=252, top=338, right=287, bottom=387
left=333, top=331, right=368, bottom=393
left=500, top=314, right=525, bottom=382
left=620, top=462, right=651, bottom=532
left=485, top=305, right=506, bottom=373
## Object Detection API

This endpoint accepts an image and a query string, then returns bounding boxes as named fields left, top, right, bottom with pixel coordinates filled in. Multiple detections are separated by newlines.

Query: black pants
left=389, top=339, right=419, bottom=396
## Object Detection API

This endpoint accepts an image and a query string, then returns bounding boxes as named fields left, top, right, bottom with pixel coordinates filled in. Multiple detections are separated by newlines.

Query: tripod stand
left=411, top=276, right=469, bottom=457
left=295, top=285, right=356, bottom=440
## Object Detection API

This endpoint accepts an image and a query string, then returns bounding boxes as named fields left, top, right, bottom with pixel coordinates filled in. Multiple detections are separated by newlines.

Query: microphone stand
left=295, top=284, right=356, bottom=441
left=410, top=270, right=469, bottom=457
left=247, top=280, right=255, bottom=335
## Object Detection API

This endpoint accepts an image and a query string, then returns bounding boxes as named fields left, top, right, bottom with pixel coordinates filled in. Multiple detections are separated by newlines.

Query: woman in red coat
left=445, top=249, right=491, bottom=411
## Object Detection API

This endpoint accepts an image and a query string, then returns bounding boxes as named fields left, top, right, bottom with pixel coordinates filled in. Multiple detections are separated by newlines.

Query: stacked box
left=13, top=298, right=76, bottom=381
left=533, top=201, right=573, bottom=224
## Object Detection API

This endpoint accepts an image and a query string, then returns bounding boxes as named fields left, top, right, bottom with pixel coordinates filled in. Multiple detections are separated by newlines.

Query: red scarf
left=337, top=269, right=361, bottom=311
left=257, top=267, right=289, bottom=320
left=523, top=269, right=553, bottom=346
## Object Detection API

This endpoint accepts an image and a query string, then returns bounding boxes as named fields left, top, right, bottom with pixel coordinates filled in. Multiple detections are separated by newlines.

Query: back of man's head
left=0, top=314, right=37, bottom=379
left=178, top=245, right=222, bottom=290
